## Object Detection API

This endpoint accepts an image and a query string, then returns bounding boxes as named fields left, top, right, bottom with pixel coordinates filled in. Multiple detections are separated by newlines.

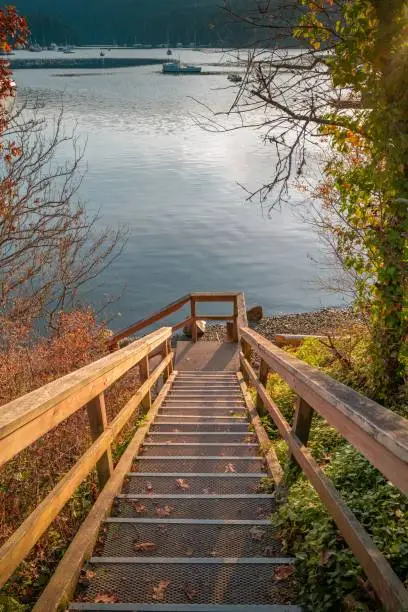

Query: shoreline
left=203, top=307, right=364, bottom=343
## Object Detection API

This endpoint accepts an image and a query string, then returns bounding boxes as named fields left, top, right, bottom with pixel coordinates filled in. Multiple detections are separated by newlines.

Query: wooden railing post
left=86, top=393, right=113, bottom=490
left=232, top=296, right=239, bottom=342
left=161, top=339, right=173, bottom=383
left=139, top=356, right=152, bottom=411
left=191, top=297, right=198, bottom=343
left=240, top=338, right=252, bottom=383
left=256, top=358, right=269, bottom=416
left=289, top=396, right=314, bottom=467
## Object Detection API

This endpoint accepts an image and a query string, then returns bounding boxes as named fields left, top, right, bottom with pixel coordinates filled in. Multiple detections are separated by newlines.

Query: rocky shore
left=202, top=307, right=364, bottom=343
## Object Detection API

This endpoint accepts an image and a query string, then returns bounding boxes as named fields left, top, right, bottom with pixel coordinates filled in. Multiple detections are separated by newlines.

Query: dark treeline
left=11, top=0, right=296, bottom=47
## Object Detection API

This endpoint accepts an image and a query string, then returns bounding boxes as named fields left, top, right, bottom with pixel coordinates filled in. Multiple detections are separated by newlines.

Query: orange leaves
left=176, top=478, right=190, bottom=490
left=152, top=579, right=170, bottom=601
left=134, top=541, right=157, bottom=552
left=225, top=463, right=236, bottom=473
left=132, top=502, right=147, bottom=514
left=94, top=593, right=119, bottom=603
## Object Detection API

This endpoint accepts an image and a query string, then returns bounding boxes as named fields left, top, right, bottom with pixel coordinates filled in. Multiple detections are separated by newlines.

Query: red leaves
left=132, top=502, right=147, bottom=514
left=152, top=579, right=170, bottom=601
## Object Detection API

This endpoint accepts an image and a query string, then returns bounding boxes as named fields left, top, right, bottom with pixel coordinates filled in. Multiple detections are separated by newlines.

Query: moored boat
left=162, top=60, right=201, bottom=74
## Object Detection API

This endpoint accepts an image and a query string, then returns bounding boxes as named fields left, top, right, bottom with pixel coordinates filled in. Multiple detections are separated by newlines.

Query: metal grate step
left=155, top=415, right=247, bottom=422
left=99, top=521, right=282, bottom=558
left=141, top=444, right=259, bottom=457
left=113, top=495, right=276, bottom=520
left=159, top=408, right=247, bottom=416
left=131, top=458, right=267, bottom=474
left=74, top=560, right=297, bottom=606
left=122, top=474, right=266, bottom=495
left=71, top=605, right=301, bottom=611
left=150, top=423, right=250, bottom=433
left=146, top=433, right=256, bottom=444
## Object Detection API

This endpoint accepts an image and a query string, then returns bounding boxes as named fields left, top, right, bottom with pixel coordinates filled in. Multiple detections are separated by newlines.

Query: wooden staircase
left=1, top=293, right=408, bottom=612
left=70, top=369, right=300, bottom=610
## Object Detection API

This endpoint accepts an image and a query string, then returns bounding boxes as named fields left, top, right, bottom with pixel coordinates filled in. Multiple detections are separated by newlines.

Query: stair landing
left=175, top=341, right=239, bottom=371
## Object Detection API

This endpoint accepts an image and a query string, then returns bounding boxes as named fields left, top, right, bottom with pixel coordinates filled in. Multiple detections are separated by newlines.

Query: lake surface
left=14, top=48, right=345, bottom=330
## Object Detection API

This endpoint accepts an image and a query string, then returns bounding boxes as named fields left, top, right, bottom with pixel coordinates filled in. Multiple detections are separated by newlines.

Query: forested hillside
left=11, top=0, right=296, bottom=46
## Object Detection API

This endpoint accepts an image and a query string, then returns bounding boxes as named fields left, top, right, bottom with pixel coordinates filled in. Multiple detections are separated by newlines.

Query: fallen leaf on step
left=263, top=546, right=275, bottom=557
left=225, top=463, right=236, bottom=473
left=132, top=502, right=147, bottom=514
left=134, top=541, right=157, bottom=552
left=176, top=478, right=190, bottom=490
left=94, top=592, right=119, bottom=603
left=250, top=526, right=266, bottom=541
left=85, top=570, right=96, bottom=580
left=145, top=481, right=153, bottom=493
left=152, top=579, right=170, bottom=601
left=183, top=583, right=198, bottom=601
left=156, top=504, right=173, bottom=517
left=273, top=565, right=295, bottom=581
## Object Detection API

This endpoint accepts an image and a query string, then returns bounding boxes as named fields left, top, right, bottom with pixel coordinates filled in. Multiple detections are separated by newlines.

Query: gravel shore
left=202, top=307, right=363, bottom=343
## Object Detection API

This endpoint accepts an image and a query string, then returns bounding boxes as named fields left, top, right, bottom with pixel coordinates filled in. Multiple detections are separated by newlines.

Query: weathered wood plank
left=191, top=297, right=198, bottom=343
left=0, top=328, right=171, bottom=468
left=240, top=327, right=408, bottom=495
left=86, top=393, right=113, bottom=489
left=190, top=293, right=238, bottom=303
left=241, top=354, right=408, bottom=612
left=289, top=397, right=314, bottom=468
left=236, top=292, right=248, bottom=331
left=32, top=372, right=177, bottom=612
left=0, top=352, right=173, bottom=588
left=139, top=356, right=151, bottom=412
left=172, top=316, right=193, bottom=332
left=256, top=359, right=269, bottom=415
left=109, top=295, right=191, bottom=346
left=274, top=334, right=327, bottom=347
left=197, top=315, right=234, bottom=321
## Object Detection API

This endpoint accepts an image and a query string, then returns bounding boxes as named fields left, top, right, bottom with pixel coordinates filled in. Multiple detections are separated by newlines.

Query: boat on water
left=62, top=45, right=75, bottom=54
left=100, top=51, right=106, bottom=57
left=28, top=44, right=42, bottom=52
left=162, top=60, right=201, bottom=74
left=167, top=48, right=172, bottom=56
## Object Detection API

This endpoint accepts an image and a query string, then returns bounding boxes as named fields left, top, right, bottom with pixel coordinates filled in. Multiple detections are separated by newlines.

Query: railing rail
left=109, top=292, right=247, bottom=348
left=239, top=325, right=408, bottom=612
left=0, top=326, right=174, bottom=589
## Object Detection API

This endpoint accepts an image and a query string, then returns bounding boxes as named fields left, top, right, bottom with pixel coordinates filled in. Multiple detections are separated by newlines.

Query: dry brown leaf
left=250, top=526, right=266, bottom=541
left=94, top=592, right=119, bottom=603
left=176, top=478, right=190, bottom=490
left=146, top=481, right=153, bottom=493
left=320, top=549, right=332, bottom=566
left=156, top=504, right=173, bottom=517
left=225, top=463, right=236, bottom=473
left=183, top=583, right=198, bottom=601
left=132, top=502, right=147, bottom=514
left=152, top=579, right=170, bottom=601
left=273, top=565, right=295, bottom=581
left=134, top=541, right=157, bottom=552
left=85, top=570, right=96, bottom=579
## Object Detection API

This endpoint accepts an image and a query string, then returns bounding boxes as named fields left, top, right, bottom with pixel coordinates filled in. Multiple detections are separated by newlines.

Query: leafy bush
left=265, top=336, right=408, bottom=611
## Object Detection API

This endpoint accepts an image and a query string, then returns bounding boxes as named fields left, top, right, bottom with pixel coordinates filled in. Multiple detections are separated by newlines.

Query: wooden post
left=161, top=339, right=172, bottom=383
left=240, top=339, right=253, bottom=383
left=232, top=296, right=239, bottom=342
left=191, top=297, right=198, bottom=343
left=139, top=356, right=152, bottom=412
left=256, top=358, right=269, bottom=416
left=289, top=396, right=314, bottom=467
left=86, top=393, right=113, bottom=490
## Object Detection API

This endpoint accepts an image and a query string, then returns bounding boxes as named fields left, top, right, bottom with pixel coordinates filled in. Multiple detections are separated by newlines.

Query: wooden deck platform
left=175, top=341, right=239, bottom=371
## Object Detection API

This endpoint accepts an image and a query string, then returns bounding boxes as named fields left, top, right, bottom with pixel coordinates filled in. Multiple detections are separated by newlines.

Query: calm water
left=15, top=49, right=345, bottom=329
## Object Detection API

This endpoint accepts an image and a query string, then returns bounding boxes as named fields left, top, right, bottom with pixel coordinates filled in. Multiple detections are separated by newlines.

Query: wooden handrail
left=109, top=292, right=244, bottom=348
left=0, top=327, right=174, bottom=588
left=239, top=325, right=408, bottom=612
left=240, top=327, right=408, bottom=492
